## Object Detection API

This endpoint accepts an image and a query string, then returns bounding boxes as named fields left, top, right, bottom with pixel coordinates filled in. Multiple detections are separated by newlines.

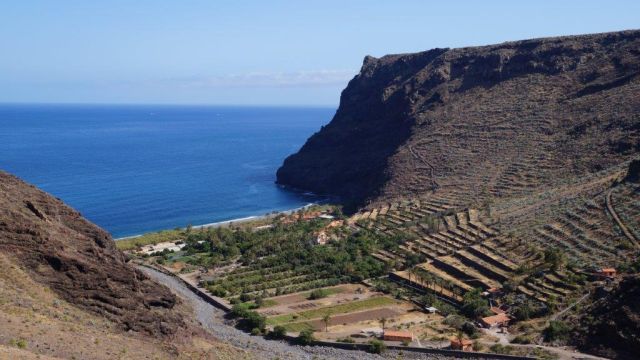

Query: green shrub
left=297, top=329, right=315, bottom=345
left=231, top=303, right=266, bottom=331
left=544, top=247, right=566, bottom=271
left=308, top=288, right=329, bottom=300
left=543, top=321, right=570, bottom=342
left=511, top=335, right=532, bottom=344
left=461, top=288, right=489, bottom=318
left=461, top=321, right=479, bottom=338
left=270, top=325, right=287, bottom=339
left=489, top=344, right=514, bottom=354
left=242, top=311, right=266, bottom=331
left=337, top=337, right=355, bottom=343
left=250, top=327, right=262, bottom=336
left=472, top=340, right=484, bottom=351
left=368, top=339, right=386, bottom=354
left=208, top=286, right=227, bottom=297
left=239, top=293, right=254, bottom=302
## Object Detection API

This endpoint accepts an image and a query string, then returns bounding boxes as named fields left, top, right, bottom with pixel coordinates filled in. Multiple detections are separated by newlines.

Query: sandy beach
left=114, top=202, right=318, bottom=241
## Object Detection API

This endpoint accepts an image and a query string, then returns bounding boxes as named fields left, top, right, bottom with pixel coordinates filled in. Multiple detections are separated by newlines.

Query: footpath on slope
left=606, top=188, right=639, bottom=248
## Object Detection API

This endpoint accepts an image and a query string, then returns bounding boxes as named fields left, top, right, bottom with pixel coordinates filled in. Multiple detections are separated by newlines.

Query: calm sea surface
left=0, top=104, right=333, bottom=238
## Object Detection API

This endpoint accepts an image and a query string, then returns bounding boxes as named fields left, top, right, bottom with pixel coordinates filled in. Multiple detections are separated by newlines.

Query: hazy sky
left=1, top=1, right=638, bottom=106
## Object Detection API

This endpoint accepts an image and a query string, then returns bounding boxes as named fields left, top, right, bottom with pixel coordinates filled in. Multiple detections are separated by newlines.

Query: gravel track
left=139, top=266, right=476, bottom=360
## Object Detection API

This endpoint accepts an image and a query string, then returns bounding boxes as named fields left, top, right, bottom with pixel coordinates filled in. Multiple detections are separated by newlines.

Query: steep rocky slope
left=0, top=170, right=252, bottom=358
left=277, top=30, right=640, bottom=210
left=0, top=171, right=184, bottom=337
left=573, top=275, right=640, bottom=360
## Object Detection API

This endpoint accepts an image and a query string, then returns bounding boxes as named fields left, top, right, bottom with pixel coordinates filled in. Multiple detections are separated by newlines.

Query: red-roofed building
left=383, top=330, right=414, bottom=342
left=596, top=268, right=617, bottom=279
left=450, top=338, right=473, bottom=351
left=480, top=313, right=510, bottom=328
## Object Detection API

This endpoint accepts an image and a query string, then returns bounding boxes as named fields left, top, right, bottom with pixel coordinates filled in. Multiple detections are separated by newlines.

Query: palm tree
left=454, top=329, right=465, bottom=349
left=379, top=317, right=387, bottom=331
left=322, top=312, right=332, bottom=332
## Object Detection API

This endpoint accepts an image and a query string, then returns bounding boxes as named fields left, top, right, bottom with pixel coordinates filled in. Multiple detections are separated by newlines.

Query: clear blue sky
left=1, top=1, right=638, bottom=106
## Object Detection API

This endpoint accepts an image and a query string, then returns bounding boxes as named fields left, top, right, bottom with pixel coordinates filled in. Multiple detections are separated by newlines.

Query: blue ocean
left=0, top=104, right=333, bottom=238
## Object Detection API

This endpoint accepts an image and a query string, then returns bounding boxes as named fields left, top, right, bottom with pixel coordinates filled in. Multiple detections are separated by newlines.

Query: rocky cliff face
left=574, top=275, right=640, bottom=360
left=277, top=30, right=640, bottom=209
left=0, top=171, right=184, bottom=337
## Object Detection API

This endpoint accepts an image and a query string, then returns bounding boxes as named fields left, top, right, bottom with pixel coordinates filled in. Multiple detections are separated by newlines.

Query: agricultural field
left=126, top=162, right=640, bottom=357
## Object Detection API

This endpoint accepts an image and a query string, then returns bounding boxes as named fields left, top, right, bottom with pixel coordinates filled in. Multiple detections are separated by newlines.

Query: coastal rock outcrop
left=277, top=30, right=640, bottom=209
left=0, top=171, right=185, bottom=337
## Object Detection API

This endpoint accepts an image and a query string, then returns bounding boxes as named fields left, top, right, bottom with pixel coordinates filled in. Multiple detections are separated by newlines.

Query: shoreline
left=114, top=202, right=320, bottom=241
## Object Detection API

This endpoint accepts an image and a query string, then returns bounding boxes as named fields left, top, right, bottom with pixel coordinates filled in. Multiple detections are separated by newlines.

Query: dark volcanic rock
left=277, top=30, right=640, bottom=209
left=0, top=171, right=185, bottom=337
left=625, top=159, right=640, bottom=182
left=574, top=275, right=640, bottom=360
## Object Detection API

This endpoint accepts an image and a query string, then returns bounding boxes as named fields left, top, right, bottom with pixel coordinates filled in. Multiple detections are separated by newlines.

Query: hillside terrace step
left=404, top=242, right=433, bottom=258
left=533, top=278, right=572, bottom=296
left=522, top=281, right=562, bottom=300
left=467, top=221, right=496, bottom=237
left=455, top=212, right=469, bottom=225
left=412, top=239, right=448, bottom=257
left=547, top=223, right=599, bottom=255
left=429, top=258, right=493, bottom=290
left=446, top=226, right=478, bottom=244
left=420, top=238, right=453, bottom=255
left=378, top=249, right=406, bottom=264
left=455, top=250, right=511, bottom=282
left=469, top=245, right=519, bottom=272
left=444, top=216, right=458, bottom=230
left=517, top=285, right=548, bottom=303
left=457, top=223, right=487, bottom=240
left=435, top=256, right=500, bottom=290
left=439, top=231, right=472, bottom=248
left=430, top=232, right=463, bottom=249
left=418, top=262, right=473, bottom=293
left=400, top=244, right=435, bottom=260
left=389, top=271, right=462, bottom=304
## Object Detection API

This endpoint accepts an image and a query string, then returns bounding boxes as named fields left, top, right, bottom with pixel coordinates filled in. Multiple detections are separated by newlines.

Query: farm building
left=480, top=313, right=510, bottom=328
left=450, top=338, right=473, bottom=351
left=596, top=268, right=617, bottom=278
left=383, top=330, right=414, bottom=342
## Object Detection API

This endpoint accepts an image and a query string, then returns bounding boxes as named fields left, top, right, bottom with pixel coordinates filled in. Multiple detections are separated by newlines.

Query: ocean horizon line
left=0, top=101, right=337, bottom=109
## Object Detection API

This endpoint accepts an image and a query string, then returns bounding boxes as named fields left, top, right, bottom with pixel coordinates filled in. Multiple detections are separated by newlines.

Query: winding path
left=606, top=188, right=639, bottom=248
left=409, top=144, right=440, bottom=190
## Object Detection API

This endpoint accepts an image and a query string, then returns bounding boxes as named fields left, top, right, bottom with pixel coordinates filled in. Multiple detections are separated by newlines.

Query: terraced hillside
left=352, top=160, right=640, bottom=311
left=277, top=30, right=640, bottom=212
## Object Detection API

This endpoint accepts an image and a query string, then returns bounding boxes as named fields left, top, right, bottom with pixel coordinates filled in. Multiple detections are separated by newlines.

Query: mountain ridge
left=277, top=29, right=640, bottom=210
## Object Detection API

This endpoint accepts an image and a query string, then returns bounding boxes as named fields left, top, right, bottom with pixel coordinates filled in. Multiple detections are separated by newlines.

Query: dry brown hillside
left=0, top=171, right=246, bottom=359
left=277, top=30, right=640, bottom=211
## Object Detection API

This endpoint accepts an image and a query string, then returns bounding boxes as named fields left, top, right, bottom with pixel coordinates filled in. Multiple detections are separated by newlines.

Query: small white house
left=425, top=306, right=438, bottom=314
